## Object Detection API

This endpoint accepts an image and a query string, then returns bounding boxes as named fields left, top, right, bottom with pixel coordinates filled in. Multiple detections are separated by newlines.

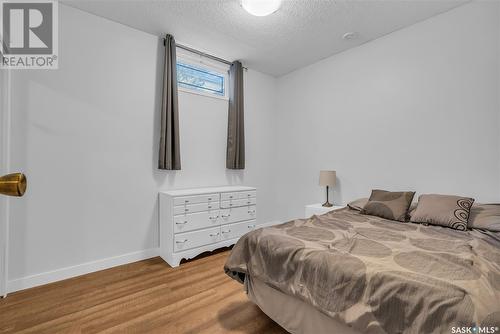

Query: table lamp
left=319, top=170, right=336, bottom=207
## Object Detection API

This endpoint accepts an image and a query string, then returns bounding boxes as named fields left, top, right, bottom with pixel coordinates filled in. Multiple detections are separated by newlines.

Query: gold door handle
left=0, top=173, right=27, bottom=197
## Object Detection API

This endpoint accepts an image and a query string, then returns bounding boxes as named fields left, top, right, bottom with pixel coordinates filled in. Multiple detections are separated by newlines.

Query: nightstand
left=305, top=204, right=344, bottom=218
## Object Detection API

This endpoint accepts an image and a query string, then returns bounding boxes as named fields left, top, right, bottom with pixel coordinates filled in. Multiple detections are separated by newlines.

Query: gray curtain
left=226, top=61, right=245, bottom=169
left=159, top=34, right=181, bottom=170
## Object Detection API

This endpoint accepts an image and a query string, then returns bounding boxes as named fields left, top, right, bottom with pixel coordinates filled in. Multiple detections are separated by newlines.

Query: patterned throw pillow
left=361, top=190, right=415, bottom=222
left=410, top=194, right=475, bottom=231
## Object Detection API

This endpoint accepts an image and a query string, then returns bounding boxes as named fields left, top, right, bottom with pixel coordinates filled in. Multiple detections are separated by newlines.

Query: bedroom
left=0, top=0, right=499, bottom=333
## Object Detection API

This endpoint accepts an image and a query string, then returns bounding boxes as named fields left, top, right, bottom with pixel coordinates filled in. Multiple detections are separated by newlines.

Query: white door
left=0, top=68, right=11, bottom=297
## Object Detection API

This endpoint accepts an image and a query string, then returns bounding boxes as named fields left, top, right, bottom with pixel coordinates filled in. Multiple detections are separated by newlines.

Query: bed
left=224, top=207, right=500, bottom=334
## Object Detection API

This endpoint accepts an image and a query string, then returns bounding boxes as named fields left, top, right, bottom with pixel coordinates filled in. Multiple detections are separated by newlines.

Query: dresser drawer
left=220, top=192, right=239, bottom=201
left=220, top=197, right=257, bottom=209
left=174, top=226, right=221, bottom=252
left=173, top=202, right=219, bottom=215
left=221, top=220, right=257, bottom=240
left=220, top=205, right=257, bottom=224
left=238, top=191, right=256, bottom=199
left=173, top=211, right=220, bottom=234
left=173, top=194, right=219, bottom=206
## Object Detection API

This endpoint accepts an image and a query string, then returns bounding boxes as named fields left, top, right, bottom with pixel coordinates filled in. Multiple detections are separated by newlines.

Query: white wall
left=0, top=68, right=10, bottom=296
left=275, top=1, right=500, bottom=220
left=7, top=4, right=277, bottom=286
left=498, top=2, right=500, bottom=198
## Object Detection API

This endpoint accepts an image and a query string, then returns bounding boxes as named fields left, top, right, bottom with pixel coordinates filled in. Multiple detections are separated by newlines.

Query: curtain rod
left=165, top=39, right=248, bottom=70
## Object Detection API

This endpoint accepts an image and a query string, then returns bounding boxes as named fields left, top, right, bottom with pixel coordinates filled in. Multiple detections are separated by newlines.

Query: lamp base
left=322, top=201, right=333, bottom=207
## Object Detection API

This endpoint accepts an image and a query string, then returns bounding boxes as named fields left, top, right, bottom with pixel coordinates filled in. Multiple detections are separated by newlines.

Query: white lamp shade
left=319, top=170, right=336, bottom=187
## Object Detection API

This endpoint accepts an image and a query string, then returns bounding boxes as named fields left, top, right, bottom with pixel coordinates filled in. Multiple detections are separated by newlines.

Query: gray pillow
left=361, top=190, right=415, bottom=222
left=468, top=204, right=500, bottom=232
left=347, top=198, right=368, bottom=211
left=411, top=194, right=475, bottom=231
left=407, top=202, right=418, bottom=220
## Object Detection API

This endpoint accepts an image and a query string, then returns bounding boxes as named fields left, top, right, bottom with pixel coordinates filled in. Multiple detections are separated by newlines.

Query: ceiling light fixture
left=241, top=0, right=282, bottom=16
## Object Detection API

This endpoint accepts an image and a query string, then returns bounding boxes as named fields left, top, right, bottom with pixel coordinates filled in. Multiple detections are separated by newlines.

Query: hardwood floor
left=0, top=250, right=287, bottom=334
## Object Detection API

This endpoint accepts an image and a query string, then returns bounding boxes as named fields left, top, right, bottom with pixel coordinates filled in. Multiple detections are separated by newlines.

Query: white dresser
left=159, top=186, right=257, bottom=267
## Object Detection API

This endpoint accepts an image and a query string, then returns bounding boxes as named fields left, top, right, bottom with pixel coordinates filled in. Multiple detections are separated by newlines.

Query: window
left=176, top=60, right=228, bottom=99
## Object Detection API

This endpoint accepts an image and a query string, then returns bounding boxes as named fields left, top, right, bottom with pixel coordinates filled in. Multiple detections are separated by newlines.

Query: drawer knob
left=248, top=225, right=255, bottom=229
left=209, top=233, right=220, bottom=237
left=184, top=200, right=189, bottom=203
left=176, top=221, right=188, bottom=225
left=185, top=209, right=189, bottom=212
left=209, top=215, right=219, bottom=220
left=176, top=239, right=188, bottom=244
left=248, top=210, right=256, bottom=214
left=208, top=198, right=212, bottom=200
left=222, top=214, right=231, bottom=218
left=222, top=230, right=231, bottom=234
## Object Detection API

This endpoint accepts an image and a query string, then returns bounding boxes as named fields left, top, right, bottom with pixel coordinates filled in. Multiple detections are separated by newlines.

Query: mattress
left=246, top=275, right=361, bottom=334
left=225, top=207, right=500, bottom=333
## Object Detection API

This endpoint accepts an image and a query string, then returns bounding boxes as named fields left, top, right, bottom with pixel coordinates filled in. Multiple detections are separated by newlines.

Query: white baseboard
left=7, top=248, right=159, bottom=294
left=5, top=221, right=282, bottom=294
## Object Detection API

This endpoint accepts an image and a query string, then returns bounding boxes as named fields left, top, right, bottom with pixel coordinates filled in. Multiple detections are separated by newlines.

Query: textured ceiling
left=63, top=0, right=467, bottom=77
